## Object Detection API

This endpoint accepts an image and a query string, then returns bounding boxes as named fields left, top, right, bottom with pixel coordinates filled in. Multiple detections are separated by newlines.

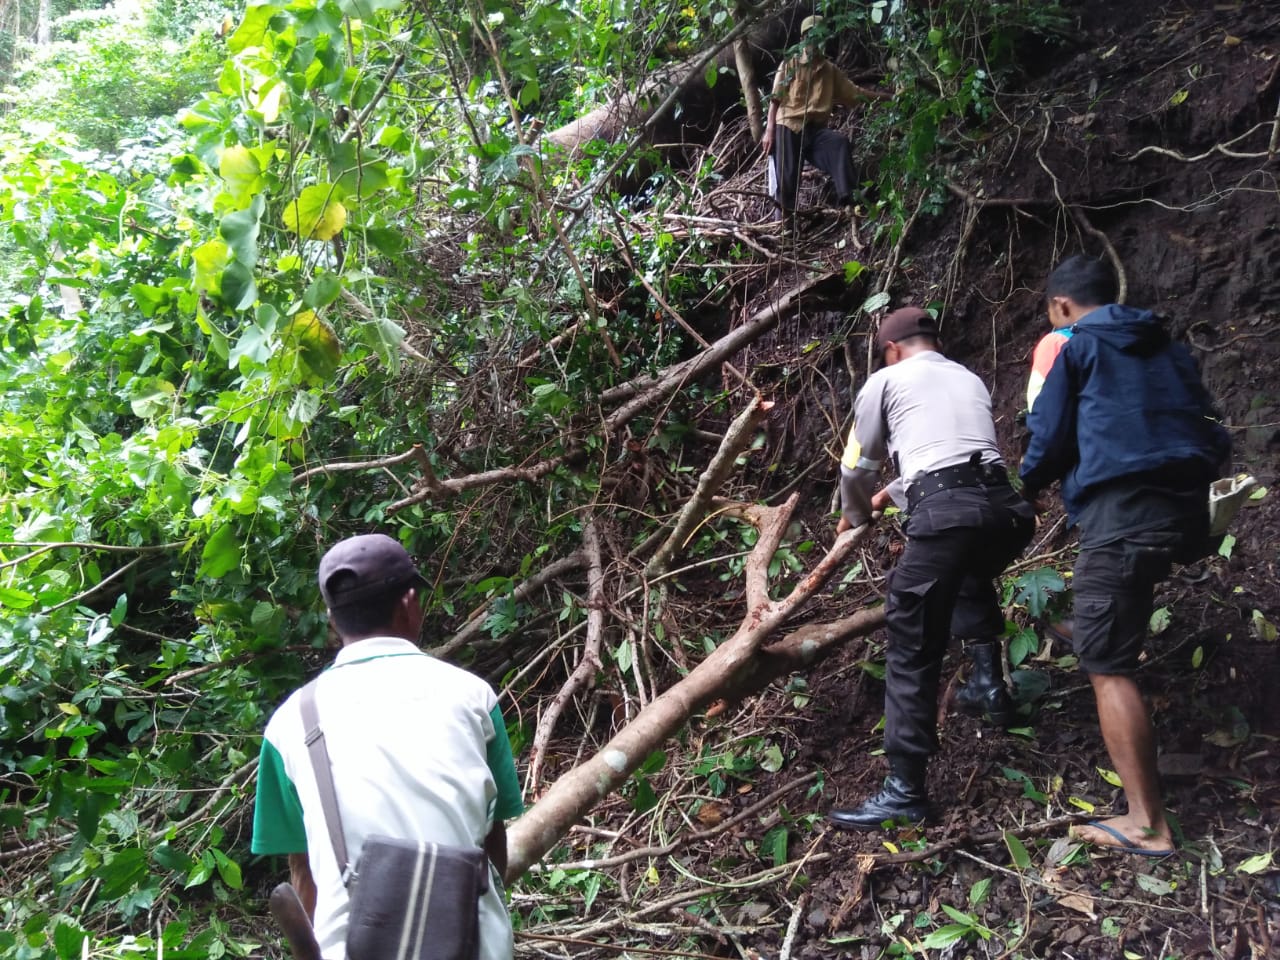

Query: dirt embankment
left=777, top=3, right=1280, bottom=956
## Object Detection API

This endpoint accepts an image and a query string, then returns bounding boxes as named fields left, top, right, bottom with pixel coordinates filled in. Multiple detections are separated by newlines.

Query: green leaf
left=335, top=0, right=405, bottom=16
left=1004, top=831, right=1031, bottom=870
left=1136, top=873, right=1175, bottom=895
left=282, top=183, right=347, bottom=241
left=199, top=524, right=242, bottom=580
left=362, top=317, right=406, bottom=370
left=193, top=239, right=232, bottom=294
left=220, top=145, right=264, bottom=201
left=759, top=743, right=785, bottom=773
left=250, top=601, right=276, bottom=629
left=1235, top=851, right=1273, bottom=874
left=53, top=921, right=88, bottom=960
left=1012, top=566, right=1066, bottom=618
left=861, top=290, right=891, bottom=314
left=763, top=825, right=789, bottom=867
left=920, top=924, right=970, bottom=949
left=969, top=877, right=992, bottom=905
left=1148, top=606, right=1171, bottom=636
left=129, top=377, right=176, bottom=419
left=1251, top=609, right=1277, bottom=642
left=110, top=593, right=128, bottom=627
left=0, top=586, right=37, bottom=609
left=303, top=272, right=343, bottom=309
left=131, top=283, right=170, bottom=317
left=704, top=62, right=718, bottom=88
left=220, top=261, right=258, bottom=311
left=212, top=849, right=243, bottom=889
left=1097, top=766, right=1124, bottom=787
left=1169, top=88, right=1189, bottom=106
left=631, top=776, right=657, bottom=812
left=941, top=904, right=975, bottom=924
left=153, top=843, right=194, bottom=873
left=221, top=195, right=265, bottom=267
left=1248, top=485, right=1267, bottom=500
left=228, top=3, right=280, bottom=53
left=1217, top=533, right=1235, bottom=558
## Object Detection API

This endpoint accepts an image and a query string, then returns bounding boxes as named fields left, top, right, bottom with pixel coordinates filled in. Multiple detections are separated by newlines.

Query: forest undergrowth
left=0, top=0, right=1276, bottom=958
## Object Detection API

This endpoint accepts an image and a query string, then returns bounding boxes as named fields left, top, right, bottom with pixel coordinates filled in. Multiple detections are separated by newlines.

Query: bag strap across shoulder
left=298, top=679, right=352, bottom=880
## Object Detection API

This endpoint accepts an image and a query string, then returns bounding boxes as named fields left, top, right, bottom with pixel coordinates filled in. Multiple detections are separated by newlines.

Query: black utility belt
left=907, top=460, right=1009, bottom=511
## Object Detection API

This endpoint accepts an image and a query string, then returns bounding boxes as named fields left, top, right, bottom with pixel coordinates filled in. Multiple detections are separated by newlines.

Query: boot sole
left=827, top=811, right=932, bottom=832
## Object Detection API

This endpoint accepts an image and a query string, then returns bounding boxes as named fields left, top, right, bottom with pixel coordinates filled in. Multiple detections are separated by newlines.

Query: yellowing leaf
left=253, top=80, right=286, bottom=124
left=58, top=702, right=81, bottom=717
left=282, top=183, right=347, bottom=241
left=1097, top=767, right=1124, bottom=788
left=1252, top=609, right=1277, bottom=642
left=219, top=145, right=263, bottom=201
left=282, top=310, right=342, bottom=379
left=192, top=239, right=232, bottom=294
left=1169, top=89, right=1189, bottom=106
left=645, top=865, right=660, bottom=884
left=1068, top=795, right=1095, bottom=814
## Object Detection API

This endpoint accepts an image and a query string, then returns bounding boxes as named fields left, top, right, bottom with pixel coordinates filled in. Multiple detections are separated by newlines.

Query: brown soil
left=519, top=2, right=1280, bottom=958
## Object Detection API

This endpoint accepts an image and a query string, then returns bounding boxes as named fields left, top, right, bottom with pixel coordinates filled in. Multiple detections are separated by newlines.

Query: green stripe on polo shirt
left=251, top=738, right=308, bottom=855
left=486, top=705, right=524, bottom=821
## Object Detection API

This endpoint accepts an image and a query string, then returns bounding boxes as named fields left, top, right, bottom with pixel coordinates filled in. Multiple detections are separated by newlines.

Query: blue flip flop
left=1076, top=820, right=1176, bottom=858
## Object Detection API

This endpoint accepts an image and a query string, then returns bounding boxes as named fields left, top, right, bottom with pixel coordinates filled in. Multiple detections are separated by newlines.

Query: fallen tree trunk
left=504, top=496, right=873, bottom=881
left=544, top=2, right=810, bottom=169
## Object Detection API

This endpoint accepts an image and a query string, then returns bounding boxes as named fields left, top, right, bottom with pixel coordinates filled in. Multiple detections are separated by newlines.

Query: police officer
left=828, top=307, right=1036, bottom=829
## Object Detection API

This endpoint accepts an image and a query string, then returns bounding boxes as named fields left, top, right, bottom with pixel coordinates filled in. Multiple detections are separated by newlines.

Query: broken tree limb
left=705, top=605, right=886, bottom=717
left=503, top=502, right=872, bottom=882
left=430, top=550, right=587, bottom=658
left=547, top=2, right=806, bottom=199
left=600, top=270, right=842, bottom=409
left=330, top=274, right=840, bottom=515
left=526, top=523, right=605, bottom=794
left=292, top=442, right=441, bottom=489
left=644, top=396, right=771, bottom=579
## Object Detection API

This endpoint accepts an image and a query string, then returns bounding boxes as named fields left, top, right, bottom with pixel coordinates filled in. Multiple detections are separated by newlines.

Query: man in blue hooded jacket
left=1021, top=256, right=1230, bottom=855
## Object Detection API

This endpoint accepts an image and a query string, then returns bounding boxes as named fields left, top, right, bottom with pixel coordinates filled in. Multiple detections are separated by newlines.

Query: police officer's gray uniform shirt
left=840, top=351, right=1003, bottom=524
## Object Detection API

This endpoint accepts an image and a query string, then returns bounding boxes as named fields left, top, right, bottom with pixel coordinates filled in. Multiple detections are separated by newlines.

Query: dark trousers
left=772, top=124, right=855, bottom=211
left=882, top=485, right=1036, bottom=759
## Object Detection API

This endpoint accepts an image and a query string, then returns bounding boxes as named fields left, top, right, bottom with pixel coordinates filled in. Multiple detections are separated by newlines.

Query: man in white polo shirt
left=252, top=533, right=523, bottom=959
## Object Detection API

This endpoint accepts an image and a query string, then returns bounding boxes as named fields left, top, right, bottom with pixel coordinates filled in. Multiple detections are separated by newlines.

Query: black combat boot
left=827, top=755, right=932, bottom=831
left=954, top=640, right=1013, bottom=727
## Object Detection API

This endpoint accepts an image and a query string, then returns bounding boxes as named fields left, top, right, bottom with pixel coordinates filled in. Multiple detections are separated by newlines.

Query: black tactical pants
left=883, top=485, right=1036, bottom=759
left=771, top=124, right=855, bottom=211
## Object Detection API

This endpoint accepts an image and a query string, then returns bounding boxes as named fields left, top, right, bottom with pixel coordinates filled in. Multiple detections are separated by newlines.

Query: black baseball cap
left=875, top=307, right=939, bottom=352
left=318, top=534, right=426, bottom=609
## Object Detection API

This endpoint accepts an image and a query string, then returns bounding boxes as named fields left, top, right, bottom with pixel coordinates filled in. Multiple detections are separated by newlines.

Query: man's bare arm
left=288, top=852, right=317, bottom=921
left=484, top=820, right=508, bottom=879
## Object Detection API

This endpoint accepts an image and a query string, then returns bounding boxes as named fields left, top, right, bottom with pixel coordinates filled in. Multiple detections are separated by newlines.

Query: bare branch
left=430, top=551, right=587, bottom=657
left=644, top=397, right=771, bottom=580
left=526, top=523, right=605, bottom=794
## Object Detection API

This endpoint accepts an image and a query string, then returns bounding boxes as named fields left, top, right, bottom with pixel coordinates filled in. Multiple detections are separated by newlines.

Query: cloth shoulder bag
left=298, top=680, right=488, bottom=960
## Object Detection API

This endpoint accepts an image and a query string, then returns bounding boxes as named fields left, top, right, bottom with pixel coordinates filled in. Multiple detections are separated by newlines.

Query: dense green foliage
left=0, top=0, right=1066, bottom=955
